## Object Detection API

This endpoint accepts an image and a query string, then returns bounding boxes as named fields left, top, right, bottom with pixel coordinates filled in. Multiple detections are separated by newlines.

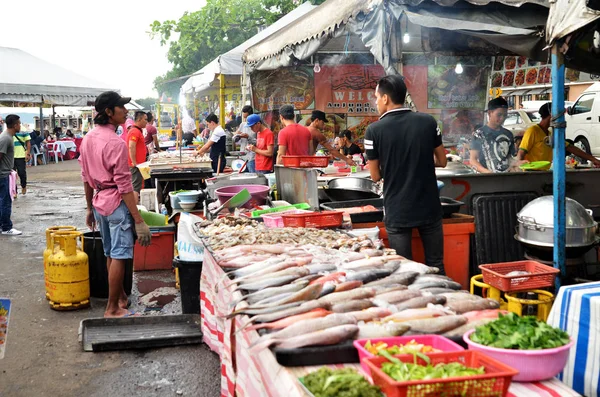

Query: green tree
left=150, top=0, right=326, bottom=97
left=134, top=97, right=159, bottom=109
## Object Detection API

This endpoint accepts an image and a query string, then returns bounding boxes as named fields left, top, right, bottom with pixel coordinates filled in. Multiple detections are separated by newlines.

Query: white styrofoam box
left=140, top=188, right=157, bottom=212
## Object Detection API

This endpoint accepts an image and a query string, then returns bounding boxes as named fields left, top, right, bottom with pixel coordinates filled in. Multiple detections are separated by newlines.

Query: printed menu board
left=251, top=67, right=315, bottom=112
left=427, top=65, right=488, bottom=109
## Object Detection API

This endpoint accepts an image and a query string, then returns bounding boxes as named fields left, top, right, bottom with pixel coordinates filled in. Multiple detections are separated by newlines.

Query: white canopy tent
left=0, top=47, right=115, bottom=106
left=180, top=1, right=317, bottom=96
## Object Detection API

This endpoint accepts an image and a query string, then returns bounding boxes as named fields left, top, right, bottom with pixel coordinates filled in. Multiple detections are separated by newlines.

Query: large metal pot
left=323, top=177, right=382, bottom=202
left=516, top=196, right=598, bottom=248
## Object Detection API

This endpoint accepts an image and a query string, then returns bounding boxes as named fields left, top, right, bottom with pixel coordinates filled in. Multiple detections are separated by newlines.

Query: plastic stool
left=470, top=274, right=507, bottom=310
left=505, top=289, right=554, bottom=321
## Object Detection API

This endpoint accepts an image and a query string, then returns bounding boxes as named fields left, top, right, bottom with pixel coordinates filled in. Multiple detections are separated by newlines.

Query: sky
left=0, top=0, right=206, bottom=99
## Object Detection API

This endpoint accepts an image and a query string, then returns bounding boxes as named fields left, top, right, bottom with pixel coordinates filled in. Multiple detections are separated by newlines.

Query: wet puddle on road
left=136, top=278, right=178, bottom=308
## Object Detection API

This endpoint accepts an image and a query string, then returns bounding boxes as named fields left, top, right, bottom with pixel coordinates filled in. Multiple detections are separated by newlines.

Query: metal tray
left=80, top=314, right=202, bottom=352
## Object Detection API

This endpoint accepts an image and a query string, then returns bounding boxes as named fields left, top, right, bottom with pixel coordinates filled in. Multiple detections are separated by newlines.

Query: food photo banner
left=251, top=66, right=315, bottom=112
left=427, top=65, right=488, bottom=109
left=314, top=65, right=385, bottom=116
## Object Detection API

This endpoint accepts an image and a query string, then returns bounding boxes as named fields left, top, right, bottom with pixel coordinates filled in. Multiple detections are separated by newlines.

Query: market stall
left=187, top=215, right=583, bottom=397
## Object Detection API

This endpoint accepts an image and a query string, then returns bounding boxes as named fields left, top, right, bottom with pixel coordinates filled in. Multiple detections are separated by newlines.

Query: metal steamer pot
left=515, top=196, right=599, bottom=248
left=323, top=177, right=383, bottom=202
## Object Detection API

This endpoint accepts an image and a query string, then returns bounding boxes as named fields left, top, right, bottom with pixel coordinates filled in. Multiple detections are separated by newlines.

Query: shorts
left=93, top=201, right=135, bottom=260
left=130, top=167, right=143, bottom=193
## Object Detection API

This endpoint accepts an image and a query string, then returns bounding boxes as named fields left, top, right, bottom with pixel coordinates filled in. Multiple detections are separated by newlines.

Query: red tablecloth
left=199, top=248, right=582, bottom=397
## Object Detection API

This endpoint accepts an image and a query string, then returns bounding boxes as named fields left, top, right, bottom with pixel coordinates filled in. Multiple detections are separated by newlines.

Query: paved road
left=0, top=160, right=221, bottom=397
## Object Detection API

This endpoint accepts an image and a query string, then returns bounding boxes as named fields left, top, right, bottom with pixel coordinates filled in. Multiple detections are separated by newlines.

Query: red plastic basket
left=365, top=351, right=518, bottom=397
left=479, top=260, right=560, bottom=292
left=282, top=155, right=329, bottom=168
left=353, top=335, right=464, bottom=376
left=281, top=211, right=343, bottom=228
left=261, top=210, right=312, bottom=228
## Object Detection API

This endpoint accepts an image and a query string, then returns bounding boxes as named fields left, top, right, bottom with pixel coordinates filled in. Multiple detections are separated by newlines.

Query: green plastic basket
left=251, top=203, right=310, bottom=218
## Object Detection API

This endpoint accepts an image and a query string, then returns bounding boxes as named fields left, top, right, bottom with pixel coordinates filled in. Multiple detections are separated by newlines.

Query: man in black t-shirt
left=365, top=75, right=448, bottom=273
left=470, top=97, right=516, bottom=173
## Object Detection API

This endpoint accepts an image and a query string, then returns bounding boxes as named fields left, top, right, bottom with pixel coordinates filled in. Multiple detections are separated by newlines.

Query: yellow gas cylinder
left=43, top=226, right=76, bottom=299
left=46, top=231, right=90, bottom=310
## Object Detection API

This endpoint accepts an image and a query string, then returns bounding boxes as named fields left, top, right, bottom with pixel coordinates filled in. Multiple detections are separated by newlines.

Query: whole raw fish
left=331, top=299, right=374, bottom=313
left=376, top=289, right=422, bottom=304
left=345, top=269, right=393, bottom=284
left=356, top=322, right=411, bottom=339
left=254, top=324, right=359, bottom=352
left=251, top=292, right=294, bottom=307
left=413, top=274, right=455, bottom=283
left=242, top=281, right=309, bottom=306
left=305, top=263, right=337, bottom=274
left=364, top=272, right=419, bottom=287
left=219, top=254, right=273, bottom=268
left=309, top=272, right=346, bottom=285
left=442, top=318, right=498, bottom=339
left=240, top=266, right=310, bottom=285
left=382, top=307, right=448, bottom=322
left=395, top=261, right=439, bottom=275
left=294, top=274, right=322, bottom=284
left=255, top=313, right=357, bottom=343
left=247, top=300, right=330, bottom=325
left=439, top=292, right=483, bottom=303
left=355, top=249, right=385, bottom=258
left=235, top=272, right=307, bottom=292
left=335, top=281, right=363, bottom=292
left=346, top=307, right=392, bottom=322
left=395, top=295, right=446, bottom=311
left=445, top=298, right=500, bottom=314
left=342, top=257, right=387, bottom=270
left=240, top=244, right=295, bottom=255
left=373, top=285, right=408, bottom=295
left=247, top=283, right=324, bottom=309
left=227, top=301, right=303, bottom=318
left=404, top=315, right=467, bottom=335
left=408, top=280, right=462, bottom=290
left=225, top=260, right=301, bottom=287
left=419, top=288, right=461, bottom=295
left=228, top=256, right=288, bottom=278
left=462, top=309, right=509, bottom=322
left=245, top=308, right=332, bottom=332
left=317, top=287, right=376, bottom=305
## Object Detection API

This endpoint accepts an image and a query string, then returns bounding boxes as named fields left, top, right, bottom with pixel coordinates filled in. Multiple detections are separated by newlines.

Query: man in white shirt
left=196, top=114, right=226, bottom=173
left=233, top=105, right=256, bottom=172
left=182, top=109, right=197, bottom=146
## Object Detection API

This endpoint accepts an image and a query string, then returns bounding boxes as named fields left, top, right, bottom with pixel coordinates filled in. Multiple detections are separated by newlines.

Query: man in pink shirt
left=79, top=91, right=151, bottom=318
left=276, top=104, right=313, bottom=165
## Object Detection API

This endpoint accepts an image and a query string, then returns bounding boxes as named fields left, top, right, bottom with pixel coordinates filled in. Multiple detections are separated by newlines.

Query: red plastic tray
left=282, top=155, right=329, bottom=168
left=281, top=211, right=343, bottom=229
left=479, top=260, right=559, bottom=292
left=365, top=350, right=518, bottom=397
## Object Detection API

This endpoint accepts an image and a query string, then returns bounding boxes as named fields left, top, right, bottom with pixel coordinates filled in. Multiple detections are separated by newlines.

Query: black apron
left=210, top=134, right=226, bottom=173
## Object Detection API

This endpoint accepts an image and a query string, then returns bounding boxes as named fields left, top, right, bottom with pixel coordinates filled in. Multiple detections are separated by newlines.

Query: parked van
left=566, top=82, right=600, bottom=156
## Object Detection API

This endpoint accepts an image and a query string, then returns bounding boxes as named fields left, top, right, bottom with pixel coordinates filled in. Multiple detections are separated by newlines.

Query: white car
left=503, top=109, right=541, bottom=136
left=566, top=82, right=600, bottom=156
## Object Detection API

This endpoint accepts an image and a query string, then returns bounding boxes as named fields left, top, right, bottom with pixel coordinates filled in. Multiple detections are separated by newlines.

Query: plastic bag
left=177, top=212, right=204, bottom=262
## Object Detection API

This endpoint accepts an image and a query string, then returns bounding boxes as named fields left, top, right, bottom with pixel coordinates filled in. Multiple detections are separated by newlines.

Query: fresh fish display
left=251, top=292, right=294, bottom=307
left=246, top=283, right=324, bottom=309
left=462, top=309, right=509, bottom=322
left=331, top=299, right=374, bottom=313
left=404, top=315, right=468, bottom=335
left=225, top=260, right=302, bottom=287
left=227, top=256, right=289, bottom=278
left=364, top=272, right=419, bottom=287
left=228, top=302, right=303, bottom=318
left=318, top=284, right=336, bottom=298
left=413, top=274, right=455, bottom=284
left=395, top=295, right=446, bottom=311
left=345, top=269, right=392, bottom=284
left=356, top=322, right=411, bottom=339
left=408, top=280, right=462, bottom=290
left=376, top=289, right=422, bottom=304
left=382, top=307, right=448, bottom=323
left=256, top=313, right=357, bottom=343
left=334, top=281, right=363, bottom=292
left=343, top=255, right=403, bottom=270
left=294, top=274, right=322, bottom=284
left=254, top=324, right=359, bottom=352
left=317, top=287, right=377, bottom=305
left=236, top=275, right=303, bottom=292
left=442, top=318, right=498, bottom=339
left=236, top=266, right=310, bottom=287
left=439, top=292, right=484, bottom=303
left=445, top=298, right=501, bottom=314
left=420, top=288, right=461, bottom=295
left=395, top=261, right=439, bottom=275
left=219, top=254, right=273, bottom=268
left=305, top=263, right=338, bottom=274
left=246, top=308, right=332, bottom=332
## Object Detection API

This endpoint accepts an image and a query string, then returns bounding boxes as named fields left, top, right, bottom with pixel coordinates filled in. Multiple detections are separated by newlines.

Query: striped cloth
left=200, top=248, right=581, bottom=397
left=547, top=281, right=600, bottom=397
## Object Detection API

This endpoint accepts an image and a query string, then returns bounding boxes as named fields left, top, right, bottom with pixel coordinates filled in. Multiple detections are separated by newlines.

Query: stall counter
left=199, top=246, right=582, bottom=397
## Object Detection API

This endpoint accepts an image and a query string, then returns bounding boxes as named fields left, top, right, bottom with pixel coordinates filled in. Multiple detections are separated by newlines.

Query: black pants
left=13, top=158, right=27, bottom=189
left=387, top=218, right=445, bottom=274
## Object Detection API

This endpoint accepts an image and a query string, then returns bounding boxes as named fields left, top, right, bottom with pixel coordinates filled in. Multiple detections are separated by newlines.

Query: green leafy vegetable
left=470, top=313, right=570, bottom=350
left=381, top=359, right=485, bottom=382
left=302, top=367, right=381, bottom=397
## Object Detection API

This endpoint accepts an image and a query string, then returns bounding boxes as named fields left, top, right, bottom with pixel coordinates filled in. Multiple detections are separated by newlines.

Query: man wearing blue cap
left=246, top=114, right=275, bottom=174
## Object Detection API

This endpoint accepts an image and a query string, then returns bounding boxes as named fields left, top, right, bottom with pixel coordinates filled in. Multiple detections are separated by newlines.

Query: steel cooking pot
left=516, top=196, right=598, bottom=248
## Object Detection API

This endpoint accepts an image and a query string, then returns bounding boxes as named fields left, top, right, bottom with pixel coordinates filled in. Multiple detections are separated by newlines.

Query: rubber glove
left=134, top=221, right=152, bottom=247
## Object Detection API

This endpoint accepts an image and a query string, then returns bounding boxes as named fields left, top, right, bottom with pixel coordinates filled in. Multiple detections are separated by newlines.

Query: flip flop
left=123, top=310, right=140, bottom=318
